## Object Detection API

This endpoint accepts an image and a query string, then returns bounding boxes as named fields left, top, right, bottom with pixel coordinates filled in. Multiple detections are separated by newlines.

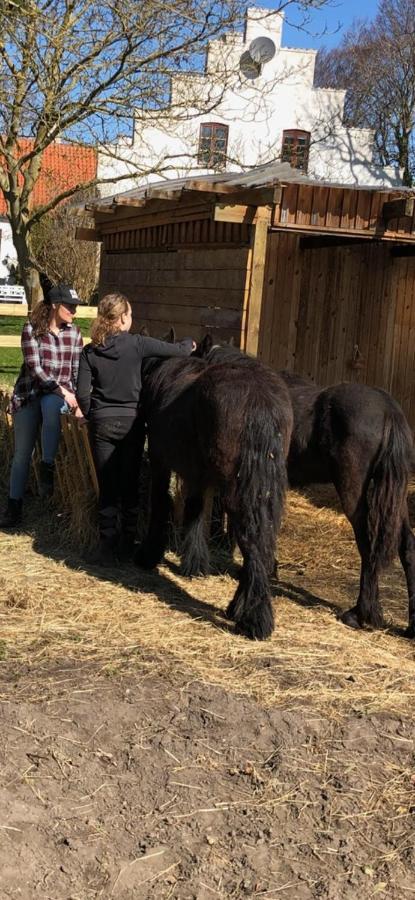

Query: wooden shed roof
left=82, top=162, right=415, bottom=246
left=89, top=161, right=299, bottom=211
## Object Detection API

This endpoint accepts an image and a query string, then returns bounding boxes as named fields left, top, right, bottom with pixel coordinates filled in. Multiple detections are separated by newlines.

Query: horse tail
left=239, top=392, right=288, bottom=548
left=367, top=408, right=413, bottom=568
left=226, top=391, right=288, bottom=639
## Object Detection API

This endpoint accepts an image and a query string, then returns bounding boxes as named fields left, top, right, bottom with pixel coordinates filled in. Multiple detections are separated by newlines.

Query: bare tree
left=315, top=0, right=415, bottom=186
left=0, top=1, right=332, bottom=305
left=30, top=195, right=99, bottom=303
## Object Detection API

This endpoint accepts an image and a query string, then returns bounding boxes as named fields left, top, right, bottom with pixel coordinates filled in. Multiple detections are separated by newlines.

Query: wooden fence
left=0, top=392, right=99, bottom=547
left=0, top=305, right=96, bottom=348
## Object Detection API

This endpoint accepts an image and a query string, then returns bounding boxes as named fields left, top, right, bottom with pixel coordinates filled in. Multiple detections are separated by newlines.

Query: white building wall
left=98, top=6, right=402, bottom=193
left=0, top=218, right=18, bottom=283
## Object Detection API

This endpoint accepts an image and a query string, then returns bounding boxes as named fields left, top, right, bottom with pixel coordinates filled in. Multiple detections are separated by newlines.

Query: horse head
left=193, top=334, right=213, bottom=358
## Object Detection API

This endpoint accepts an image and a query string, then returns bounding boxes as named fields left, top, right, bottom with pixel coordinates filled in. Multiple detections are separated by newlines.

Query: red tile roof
left=0, top=140, right=97, bottom=215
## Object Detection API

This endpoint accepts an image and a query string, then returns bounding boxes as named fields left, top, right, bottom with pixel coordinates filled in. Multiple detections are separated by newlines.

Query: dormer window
left=281, top=129, right=310, bottom=173
left=198, top=123, right=228, bottom=169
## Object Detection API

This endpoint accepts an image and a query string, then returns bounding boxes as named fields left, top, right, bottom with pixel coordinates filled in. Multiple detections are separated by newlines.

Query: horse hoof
left=234, top=606, right=275, bottom=641
left=341, top=607, right=385, bottom=631
left=234, top=619, right=273, bottom=641
left=404, top=623, right=415, bottom=639
left=341, top=607, right=363, bottom=630
left=180, top=560, right=210, bottom=578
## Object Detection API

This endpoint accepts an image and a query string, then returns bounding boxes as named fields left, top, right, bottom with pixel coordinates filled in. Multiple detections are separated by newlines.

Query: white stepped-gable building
left=98, top=6, right=401, bottom=195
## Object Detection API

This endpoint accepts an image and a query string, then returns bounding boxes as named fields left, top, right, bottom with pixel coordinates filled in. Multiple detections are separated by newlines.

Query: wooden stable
left=80, top=164, right=415, bottom=428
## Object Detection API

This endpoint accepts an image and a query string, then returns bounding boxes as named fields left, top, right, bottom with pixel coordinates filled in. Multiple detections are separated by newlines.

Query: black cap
left=46, top=283, right=84, bottom=306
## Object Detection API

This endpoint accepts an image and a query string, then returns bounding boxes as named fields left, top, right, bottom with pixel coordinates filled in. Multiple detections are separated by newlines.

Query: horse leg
left=180, top=491, right=210, bottom=577
left=341, top=551, right=384, bottom=630
left=134, top=460, right=171, bottom=569
left=340, top=501, right=385, bottom=631
left=398, top=507, right=415, bottom=638
left=226, top=507, right=274, bottom=641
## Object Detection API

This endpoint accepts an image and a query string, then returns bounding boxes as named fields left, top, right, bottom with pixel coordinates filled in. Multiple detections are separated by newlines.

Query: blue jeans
left=9, top=394, right=68, bottom=500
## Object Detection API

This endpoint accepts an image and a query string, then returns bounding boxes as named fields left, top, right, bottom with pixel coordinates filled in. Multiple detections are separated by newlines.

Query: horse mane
left=142, top=355, right=207, bottom=409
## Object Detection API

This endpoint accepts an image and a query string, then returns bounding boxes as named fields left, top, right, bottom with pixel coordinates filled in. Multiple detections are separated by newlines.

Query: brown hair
left=90, top=293, right=130, bottom=345
left=30, top=301, right=52, bottom=338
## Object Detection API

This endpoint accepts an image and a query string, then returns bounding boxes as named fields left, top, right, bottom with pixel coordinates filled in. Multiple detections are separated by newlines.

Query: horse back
left=282, top=374, right=414, bottom=486
left=198, top=360, right=293, bottom=457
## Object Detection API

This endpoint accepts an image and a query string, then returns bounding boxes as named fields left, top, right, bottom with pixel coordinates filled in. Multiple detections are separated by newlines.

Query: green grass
left=0, top=348, right=22, bottom=388
left=0, top=317, right=92, bottom=337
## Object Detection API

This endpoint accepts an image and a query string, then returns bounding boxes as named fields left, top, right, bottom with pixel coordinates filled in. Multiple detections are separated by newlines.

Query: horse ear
left=200, top=334, right=213, bottom=356
left=140, top=324, right=150, bottom=336
left=228, top=335, right=235, bottom=347
left=168, top=326, right=176, bottom=343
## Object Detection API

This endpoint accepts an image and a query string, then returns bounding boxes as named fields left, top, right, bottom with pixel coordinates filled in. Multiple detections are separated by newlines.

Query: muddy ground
left=1, top=487, right=415, bottom=899
left=1, top=664, right=415, bottom=899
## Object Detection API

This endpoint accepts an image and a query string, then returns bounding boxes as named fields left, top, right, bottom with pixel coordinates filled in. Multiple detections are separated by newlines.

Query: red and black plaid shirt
left=11, top=321, right=83, bottom=413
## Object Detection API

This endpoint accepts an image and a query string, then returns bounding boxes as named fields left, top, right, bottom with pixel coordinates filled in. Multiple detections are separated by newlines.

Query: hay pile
left=0, top=484, right=414, bottom=719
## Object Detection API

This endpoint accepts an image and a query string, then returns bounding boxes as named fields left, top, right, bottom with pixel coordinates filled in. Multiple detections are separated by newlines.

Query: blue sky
left=264, top=0, right=380, bottom=49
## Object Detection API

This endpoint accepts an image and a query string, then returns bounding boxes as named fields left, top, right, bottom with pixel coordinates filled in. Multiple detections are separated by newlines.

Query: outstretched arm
left=138, top=336, right=195, bottom=359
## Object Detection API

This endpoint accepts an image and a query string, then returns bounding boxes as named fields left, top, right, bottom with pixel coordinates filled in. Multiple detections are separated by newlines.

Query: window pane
left=281, top=130, right=310, bottom=173
left=198, top=123, right=228, bottom=169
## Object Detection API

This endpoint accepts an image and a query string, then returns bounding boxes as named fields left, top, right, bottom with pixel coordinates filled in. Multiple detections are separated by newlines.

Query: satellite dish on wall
left=239, top=36, right=276, bottom=80
left=239, top=49, right=261, bottom=80
left=249, top=36, right=276, bottom=65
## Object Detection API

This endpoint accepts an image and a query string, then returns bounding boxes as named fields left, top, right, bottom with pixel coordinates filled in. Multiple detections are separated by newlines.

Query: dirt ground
left=1, top=486, right=415, bottom=899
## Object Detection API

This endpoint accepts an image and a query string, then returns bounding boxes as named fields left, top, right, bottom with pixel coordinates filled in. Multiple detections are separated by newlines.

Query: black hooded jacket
left=76, top=331, right=193, bottom=419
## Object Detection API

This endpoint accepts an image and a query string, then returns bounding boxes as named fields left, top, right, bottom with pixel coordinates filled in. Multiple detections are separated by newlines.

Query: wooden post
left=244, top=206, right=272, bottom=356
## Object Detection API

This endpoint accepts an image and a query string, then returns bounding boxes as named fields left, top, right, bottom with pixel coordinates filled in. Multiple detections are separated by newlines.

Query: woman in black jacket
left=77, top=293, right=195, bottom=565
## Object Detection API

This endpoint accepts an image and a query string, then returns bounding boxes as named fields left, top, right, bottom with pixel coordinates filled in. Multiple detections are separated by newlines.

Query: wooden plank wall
left=100, top=223, right=251, bottom=343
left=259, top=232, right=415, bottom=429
left=274, top=183, right=415, bottom=240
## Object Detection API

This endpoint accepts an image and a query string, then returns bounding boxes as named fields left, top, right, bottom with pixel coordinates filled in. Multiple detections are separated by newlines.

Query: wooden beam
left=193, top=187, right=273, bottom=206
left=269, top=222, right=415, bottom=243
left=186, top=179, right=246, bottom=194
left=113, top=197, right=147, bottom=208
left=97, top=201, right=212, bottom=233
left=244, top=206, right=272, bottom=356
left=300, top=235, right=375, bottom=250
left=382, top=197, right=415, bottom=221
left=91, top=204, right=117, bottom=214
left=0, top=305, right=97, bottom=319
left=214, top=203, right=258, bottom=224
left=75, top=227, right=101, bottom=242
left=273, top=185, right=282, bottom=206
left=184, top=180, right=276, bottom=205
left=145, top=188, right=184, bottom=202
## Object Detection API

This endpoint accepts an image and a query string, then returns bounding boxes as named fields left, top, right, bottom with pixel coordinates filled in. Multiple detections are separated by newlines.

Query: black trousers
left=88, top=415, right=146, bottom=543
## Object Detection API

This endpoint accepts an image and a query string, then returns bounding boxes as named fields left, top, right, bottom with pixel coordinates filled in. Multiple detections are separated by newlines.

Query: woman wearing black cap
left=0, top=284, right=84, bottom=528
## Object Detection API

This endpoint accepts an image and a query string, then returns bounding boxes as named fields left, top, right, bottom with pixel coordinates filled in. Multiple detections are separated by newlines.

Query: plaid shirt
left=11, top=321, right=83, bottom=413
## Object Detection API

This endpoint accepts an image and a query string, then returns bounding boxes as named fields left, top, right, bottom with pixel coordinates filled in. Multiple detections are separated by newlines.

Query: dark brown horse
left=196, top=337, right=415, bottom=638
left=136, top=352, right=293, bottom=640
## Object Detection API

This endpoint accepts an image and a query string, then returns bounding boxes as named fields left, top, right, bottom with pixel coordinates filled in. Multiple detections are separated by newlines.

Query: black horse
left=136, top=352, right=293, bottom=640
left=196, top=337, right=415, bottom=638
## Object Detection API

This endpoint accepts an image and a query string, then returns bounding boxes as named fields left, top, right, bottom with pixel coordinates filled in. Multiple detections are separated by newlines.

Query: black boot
left=0, top=498, right=23, bottom=529
left=39, top=461, right=55, bottom=499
